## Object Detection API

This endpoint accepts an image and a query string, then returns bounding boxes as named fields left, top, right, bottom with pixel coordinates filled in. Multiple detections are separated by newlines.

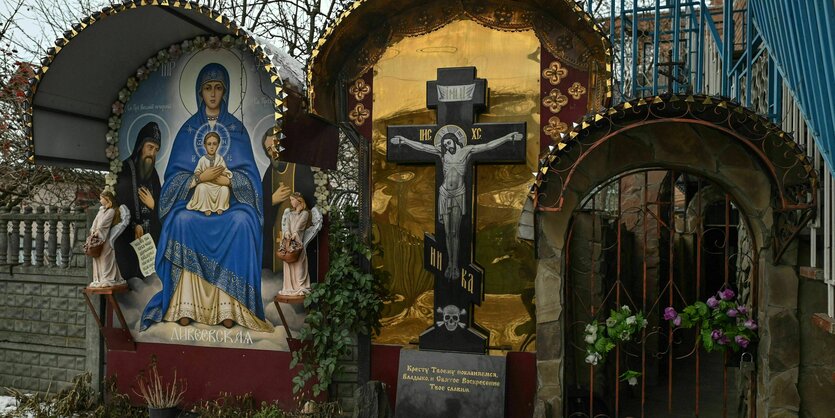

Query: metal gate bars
left=564, top=169, right=756, bottom=418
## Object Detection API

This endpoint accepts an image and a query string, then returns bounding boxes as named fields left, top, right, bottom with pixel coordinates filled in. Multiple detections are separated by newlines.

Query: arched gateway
left=532, top=95, right=816, bottom=416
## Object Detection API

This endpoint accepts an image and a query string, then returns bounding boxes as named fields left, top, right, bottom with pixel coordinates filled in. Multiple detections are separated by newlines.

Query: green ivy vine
left=291, top=206, right=385, bottom=397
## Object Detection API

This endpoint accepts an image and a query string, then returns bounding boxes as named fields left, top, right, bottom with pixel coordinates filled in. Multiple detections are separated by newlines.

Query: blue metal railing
left=578, top=0, right=834, bottom=175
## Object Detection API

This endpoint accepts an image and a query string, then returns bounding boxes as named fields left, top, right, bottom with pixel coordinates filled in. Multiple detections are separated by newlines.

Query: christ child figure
left=186, top=132, right=232, bottom=215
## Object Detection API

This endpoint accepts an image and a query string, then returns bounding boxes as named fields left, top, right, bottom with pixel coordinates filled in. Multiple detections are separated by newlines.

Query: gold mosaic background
left=371, top=19, right=539, bottom=352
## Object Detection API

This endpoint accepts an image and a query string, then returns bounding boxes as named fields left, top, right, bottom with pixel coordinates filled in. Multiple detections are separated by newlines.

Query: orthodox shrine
left=25, top=2, right=328, bottom=408
left=307, top=0, right=608, bottom=416
left=18, top=0, right=830, bottom=417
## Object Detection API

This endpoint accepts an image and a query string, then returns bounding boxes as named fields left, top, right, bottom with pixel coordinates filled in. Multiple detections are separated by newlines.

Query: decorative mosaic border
left=532, top=93, right=818, bottom=213
left=305, top=0, right=613, bottom=116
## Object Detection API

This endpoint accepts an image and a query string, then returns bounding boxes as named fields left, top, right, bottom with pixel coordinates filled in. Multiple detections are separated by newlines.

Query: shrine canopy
left=25, top=1, right=304, bottom=170
left=307, top=0, right=611, bottom=121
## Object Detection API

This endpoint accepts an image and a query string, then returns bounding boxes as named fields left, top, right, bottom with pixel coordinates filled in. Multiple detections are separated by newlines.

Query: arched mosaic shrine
left=532, top=94, right=817, bottom=416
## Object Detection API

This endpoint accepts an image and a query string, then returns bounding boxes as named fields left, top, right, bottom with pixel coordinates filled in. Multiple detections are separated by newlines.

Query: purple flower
left=744, top=319, right=758, bottom=330
left=673, top=316, right=681, bottom=327
left=735, top=335, right=750, bottom=348
left=718, top=335, right=730, bottom=345
left=711, top=329, right=723, bottom=340
left=719, top=288, right=735, bottom=301
left=737, top=306, right=748, bottom=316
left=707, top=296, right=719, bottom=308
left=727, top=308, right=738, bottom=318
left=663, top=307, right=678, bottom=321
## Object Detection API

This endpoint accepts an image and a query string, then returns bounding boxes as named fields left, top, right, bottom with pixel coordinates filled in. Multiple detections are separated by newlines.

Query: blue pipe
left=631, top=0, right=639, bottom=97
left=722, top=0, right=733, bottom=96
left=672, top=0, right=682, bottom=93
left=696, top=0, right=705, bottom=92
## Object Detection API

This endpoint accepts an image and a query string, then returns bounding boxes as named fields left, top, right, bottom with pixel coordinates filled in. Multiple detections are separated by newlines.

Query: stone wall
left=798, top=267, right=835, bottom=417
left=0, top=208, right=100, bottom=394
left=0, top=275, right=95, bottom=392
left=756, top=244, right=803, bottom=416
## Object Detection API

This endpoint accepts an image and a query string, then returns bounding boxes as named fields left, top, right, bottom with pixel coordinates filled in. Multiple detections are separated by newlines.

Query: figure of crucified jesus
left=391, top=125, right=523, bottom=280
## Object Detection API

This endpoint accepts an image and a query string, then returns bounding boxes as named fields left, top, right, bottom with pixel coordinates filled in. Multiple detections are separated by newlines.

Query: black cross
left=386, top=67, right=526, bottom=353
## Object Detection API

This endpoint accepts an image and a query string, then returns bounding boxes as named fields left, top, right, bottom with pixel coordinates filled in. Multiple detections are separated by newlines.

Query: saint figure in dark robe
left=114, top=121, right=162, bottom=279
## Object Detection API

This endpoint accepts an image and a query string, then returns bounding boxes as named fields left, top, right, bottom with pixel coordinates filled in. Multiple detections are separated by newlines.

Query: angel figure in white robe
left=88, top=191, right=130, bottom=288
left=278, top=193, right=323, bottom=296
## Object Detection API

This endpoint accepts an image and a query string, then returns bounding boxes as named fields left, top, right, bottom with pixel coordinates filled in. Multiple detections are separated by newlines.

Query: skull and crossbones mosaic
left=436, top=305, right=467, bottom=331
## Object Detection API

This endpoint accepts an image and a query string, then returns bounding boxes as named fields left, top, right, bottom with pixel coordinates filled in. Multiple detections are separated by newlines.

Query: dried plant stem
left=133, top=361, right=186, bottom=408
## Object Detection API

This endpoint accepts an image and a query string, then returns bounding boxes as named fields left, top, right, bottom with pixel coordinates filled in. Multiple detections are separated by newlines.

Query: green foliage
left=665, top=290, right=757, bottom=353
left=1, top=373, right=144, bottom=418
left=291, top=205, right=385, bottom=397
left=191, top=393, right=258, bottom=417
left=94, top=377, right=145, bottom=418
left=583, top=305, right=647, bottom=383
left=178, top=392, right=341, bottom=417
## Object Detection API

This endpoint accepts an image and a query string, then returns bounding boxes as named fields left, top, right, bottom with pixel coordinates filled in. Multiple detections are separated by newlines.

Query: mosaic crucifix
left=387, top=67, right=526, bottom=353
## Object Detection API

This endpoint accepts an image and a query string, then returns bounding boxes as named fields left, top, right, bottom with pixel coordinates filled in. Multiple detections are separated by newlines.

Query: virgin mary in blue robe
left=141, top=63, right=273, bottom=332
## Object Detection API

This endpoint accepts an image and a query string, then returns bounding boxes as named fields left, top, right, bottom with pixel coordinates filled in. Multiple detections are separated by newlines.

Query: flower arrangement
left=583, top=305, right=647, bottom=385
left=663, top=288, right=757, bottom=352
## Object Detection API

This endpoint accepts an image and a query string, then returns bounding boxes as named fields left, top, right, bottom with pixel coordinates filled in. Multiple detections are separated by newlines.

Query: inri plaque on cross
left=387, top=67, right=526, bottom=353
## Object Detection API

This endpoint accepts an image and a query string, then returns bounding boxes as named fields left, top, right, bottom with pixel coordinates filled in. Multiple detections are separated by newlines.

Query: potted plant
left=133, top=358, right=187, bottom=418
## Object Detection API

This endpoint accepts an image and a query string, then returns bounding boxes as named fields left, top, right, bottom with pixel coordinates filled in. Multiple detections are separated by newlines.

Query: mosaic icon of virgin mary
left=141, top=63, right=272, bottom=332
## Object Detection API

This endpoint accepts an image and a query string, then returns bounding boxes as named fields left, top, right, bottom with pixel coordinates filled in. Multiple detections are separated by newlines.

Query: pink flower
left=711, top=329, right=723, bottom=341
left=111, top=101, right=124, bottom=115
left=707, top=296, right=719, bottom=308
left=719, top=288, right=735, bottom=301
left=168, top=44, right=182, bottom=59
left=663, top=307, right=678, bottom=321
left=727, top=308, right=738, bottom=318
left=673, top=316, right=681, bottom=327
left=737, top=306, right=748, bottom=315
left=735, top=335, right=750, bottom=348
left=744, top=319, right=758, bottom=330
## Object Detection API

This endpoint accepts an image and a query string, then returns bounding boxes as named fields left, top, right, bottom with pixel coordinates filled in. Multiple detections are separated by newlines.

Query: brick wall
left=0, top=275, right=98, bottom=394
left=0, top=208, right=100, bottom=394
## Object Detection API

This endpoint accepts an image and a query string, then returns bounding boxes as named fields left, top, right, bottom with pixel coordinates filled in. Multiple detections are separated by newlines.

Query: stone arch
left=531, top=94, right=816, bottom=416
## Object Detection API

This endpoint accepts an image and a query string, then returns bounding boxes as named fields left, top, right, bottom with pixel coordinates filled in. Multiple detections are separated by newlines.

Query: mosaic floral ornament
left=543, top=88, right=569, bottom=113
left=349, top=78, right=370, bottom=101
left=542, top=60, right=568, bottom=85
left=568, top=81, right=587, bottom=100
left=349, top=102, right=370, bottom=126
left=543, top=116, right=568, bottom=140
left=312, top=167, right=330, bottom=215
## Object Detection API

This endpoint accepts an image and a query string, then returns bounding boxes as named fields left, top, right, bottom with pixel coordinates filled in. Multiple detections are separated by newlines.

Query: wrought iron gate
left=564, top=170, right=757, bottom=418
